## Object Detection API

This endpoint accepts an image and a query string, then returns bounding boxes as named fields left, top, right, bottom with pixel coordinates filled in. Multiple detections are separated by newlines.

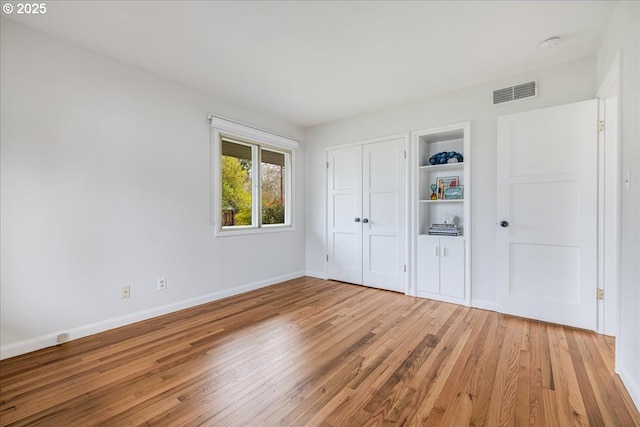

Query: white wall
left=305, top=56, right=597, bottom=308
left=0, top=19, right=306, bottom=358
left=597, top=1, right=640, bottom=410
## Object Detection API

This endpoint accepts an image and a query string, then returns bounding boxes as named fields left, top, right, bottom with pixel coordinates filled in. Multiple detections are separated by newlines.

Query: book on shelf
left=428, top=223, right=462, bottom=236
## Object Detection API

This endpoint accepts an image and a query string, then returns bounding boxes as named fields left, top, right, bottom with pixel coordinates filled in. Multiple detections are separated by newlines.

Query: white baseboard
left=618, top=364, right=640, bottom=413
left=0, top=271, right=305, bottom=360
left=471, top=299, right=498, bottom=312
left=305, top=270, right=327, bottom=279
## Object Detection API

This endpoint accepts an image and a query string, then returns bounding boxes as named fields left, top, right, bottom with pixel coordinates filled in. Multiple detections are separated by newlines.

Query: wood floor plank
left=467, top=310, right=503, bottom=426
left=527, top=318, right=546, bottom=426
left=547, top=325, right=585, bottom=426
left=1, top=277, right=639, bottom=427
left=565, top=329, right=605, bottom=426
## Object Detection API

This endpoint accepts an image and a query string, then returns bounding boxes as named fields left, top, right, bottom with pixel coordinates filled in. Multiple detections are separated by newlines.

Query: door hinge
left=598, top=120, right=605, bottom=132
left=403, top=264, right=407, bottom=273
left=326, top=161, right=329, bottom=169
left=404, top=150, right=407, bottom=159
left=326, top=255, right=329, bottom=262
left=597, top=289, right=604, bottom=300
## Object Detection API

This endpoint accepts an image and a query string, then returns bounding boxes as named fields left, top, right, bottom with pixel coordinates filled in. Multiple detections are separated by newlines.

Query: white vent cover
left=492, top=80, right=538, bottom=105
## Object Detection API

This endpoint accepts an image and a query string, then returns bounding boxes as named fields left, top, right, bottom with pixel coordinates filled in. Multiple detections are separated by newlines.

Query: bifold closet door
left=327, top=138, right=406, bottom=293
left=327, top=145, right=363, bottom=285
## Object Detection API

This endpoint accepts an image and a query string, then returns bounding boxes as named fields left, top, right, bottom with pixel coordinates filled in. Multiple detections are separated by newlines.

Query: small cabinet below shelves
left=417, top=236, right=465, bottom=301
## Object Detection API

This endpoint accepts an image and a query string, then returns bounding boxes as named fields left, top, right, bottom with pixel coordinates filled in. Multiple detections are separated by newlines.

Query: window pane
left=221, top=141, right=252, bottom=226
left=261, top=149, right=286, bottom=225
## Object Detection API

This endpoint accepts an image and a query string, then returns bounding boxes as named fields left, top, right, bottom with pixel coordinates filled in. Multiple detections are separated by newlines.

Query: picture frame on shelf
left=436, top=176, right=459, bottom=199
left=444, top=185, right=464, bottom=200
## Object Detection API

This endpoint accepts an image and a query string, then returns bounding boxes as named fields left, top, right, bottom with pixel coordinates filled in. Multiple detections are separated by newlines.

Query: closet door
left=362, top=139, right=406, bottom=292
left=327, top=146, right=363, bottom=285
left=327, top=137, right=406, bottom=293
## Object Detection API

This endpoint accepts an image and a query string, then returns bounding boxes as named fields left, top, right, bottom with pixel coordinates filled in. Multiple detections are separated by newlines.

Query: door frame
left=596, top=53, right=621, bottom=338
left=324, top=133, right=410, bottom=294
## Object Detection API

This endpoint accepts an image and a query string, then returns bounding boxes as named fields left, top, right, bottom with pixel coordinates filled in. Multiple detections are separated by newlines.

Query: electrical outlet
left=121, top=285, right=131, bottom=299
left=157, top=277, right=167, bottom=291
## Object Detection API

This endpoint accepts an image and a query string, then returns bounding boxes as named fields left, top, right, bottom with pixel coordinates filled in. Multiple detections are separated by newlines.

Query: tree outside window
left=220, top=139, right=289, bottom=228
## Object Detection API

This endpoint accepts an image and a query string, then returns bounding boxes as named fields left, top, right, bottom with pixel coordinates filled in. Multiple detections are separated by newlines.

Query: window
left=210, top=115, right=297, bottom=235
left=260, top=148, right=287, bottom=225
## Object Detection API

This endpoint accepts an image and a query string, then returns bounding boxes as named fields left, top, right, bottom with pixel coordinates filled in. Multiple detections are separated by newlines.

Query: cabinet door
left=439, top=238, right=465, bottom=298
left=416, top=236, right=440, bottom=294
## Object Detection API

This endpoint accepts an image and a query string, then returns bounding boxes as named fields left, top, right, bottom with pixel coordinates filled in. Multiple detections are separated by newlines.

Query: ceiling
left=5, top=1, right=616, bottom=127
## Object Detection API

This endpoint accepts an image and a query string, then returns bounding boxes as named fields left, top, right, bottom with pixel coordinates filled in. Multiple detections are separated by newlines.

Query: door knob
left=354, top=217, right=361, bottom=222
left=500, top=220, right=509, bottom=228
left=362, top=218, right=369, bottom=224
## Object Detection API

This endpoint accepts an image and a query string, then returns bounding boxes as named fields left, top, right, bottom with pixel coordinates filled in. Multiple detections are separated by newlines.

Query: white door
left=327, top=138, right=406, bottom=292
left=327, top=145, right=363, bottom=285
left=497, top=99, right=598, bottom=330
left=362, top=139, right=406, bottom=292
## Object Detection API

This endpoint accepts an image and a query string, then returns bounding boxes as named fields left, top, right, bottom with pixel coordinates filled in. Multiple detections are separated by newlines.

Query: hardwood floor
left=1, top=277, right=639, bottom=426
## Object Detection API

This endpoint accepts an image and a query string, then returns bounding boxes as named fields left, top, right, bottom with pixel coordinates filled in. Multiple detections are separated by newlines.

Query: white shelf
left=419, top=163, right=464, bottom=172
left=419, top=199, right=464, bottom=203
left=419, top=233, right=464, bottom=238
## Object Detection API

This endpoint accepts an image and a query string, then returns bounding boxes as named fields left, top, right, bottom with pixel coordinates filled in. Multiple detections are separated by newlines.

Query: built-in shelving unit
left=412, top=122, right=471, bottom=306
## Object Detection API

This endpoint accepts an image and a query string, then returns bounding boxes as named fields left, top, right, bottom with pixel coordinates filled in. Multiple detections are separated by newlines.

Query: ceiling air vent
left=492, top=80, right=538, bottom=106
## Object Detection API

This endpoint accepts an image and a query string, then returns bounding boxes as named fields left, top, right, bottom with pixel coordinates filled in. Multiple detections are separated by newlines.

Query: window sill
left=214, top=224, right=295, bottom=237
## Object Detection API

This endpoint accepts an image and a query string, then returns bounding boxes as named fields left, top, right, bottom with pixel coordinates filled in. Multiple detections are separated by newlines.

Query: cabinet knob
left=362, top=218, right=369, bottom=224
left=354, top=217, right=361, bottom=222
left=500, top=220, right=509, bottom=228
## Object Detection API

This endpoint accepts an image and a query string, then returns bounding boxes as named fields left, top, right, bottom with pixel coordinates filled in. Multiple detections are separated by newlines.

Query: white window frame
left=210, top=115, right=297, bottom=237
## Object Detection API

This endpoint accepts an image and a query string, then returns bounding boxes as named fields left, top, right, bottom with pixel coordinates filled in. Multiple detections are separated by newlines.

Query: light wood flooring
left=1, top=277, right=639, bottom=426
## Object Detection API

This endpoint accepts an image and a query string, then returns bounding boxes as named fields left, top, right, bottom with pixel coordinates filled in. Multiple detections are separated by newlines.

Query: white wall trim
left=305, top=270, right=327, bottom=280
left=596, top=51, right=621, bottom=338
left=0, top=271, right=305, bottom=360
left=471, top=299, right=499, bottom=312
left=208, top=114, right=299, bottom=149
left=596, top=51, right=621, bottom=99
left=618, top=364, right=640, bottom=412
